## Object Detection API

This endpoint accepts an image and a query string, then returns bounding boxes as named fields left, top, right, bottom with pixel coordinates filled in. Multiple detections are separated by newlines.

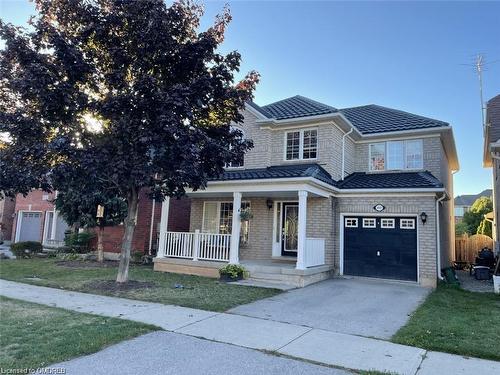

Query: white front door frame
left=272, top=200, right=300, bottom=258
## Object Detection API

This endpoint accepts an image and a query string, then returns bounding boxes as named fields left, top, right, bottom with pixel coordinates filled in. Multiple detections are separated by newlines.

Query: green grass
left=0, top=296, right=157, bottom=370
left=392, top=283, right=500, bottom=361
left=0, top=258, right=281, bottom=312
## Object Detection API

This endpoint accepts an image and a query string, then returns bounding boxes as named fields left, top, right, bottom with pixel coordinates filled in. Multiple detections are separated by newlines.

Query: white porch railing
left=305, top=238, right=325, bottom=267
left=163, top=230, right=231, bottom=262
left=43, top=239, right=66, bottom=248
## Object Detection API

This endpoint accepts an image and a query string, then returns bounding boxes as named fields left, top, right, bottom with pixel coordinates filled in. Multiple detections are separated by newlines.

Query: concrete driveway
left=229, top=277, right=430, bottom=339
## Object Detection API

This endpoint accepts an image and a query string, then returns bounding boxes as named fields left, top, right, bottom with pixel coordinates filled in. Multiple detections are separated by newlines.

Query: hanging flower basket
left=240, top=208, right=253, bottom=221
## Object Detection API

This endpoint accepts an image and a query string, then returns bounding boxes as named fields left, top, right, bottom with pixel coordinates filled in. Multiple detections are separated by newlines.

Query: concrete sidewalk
left=1, top=279, right=499, bottom=375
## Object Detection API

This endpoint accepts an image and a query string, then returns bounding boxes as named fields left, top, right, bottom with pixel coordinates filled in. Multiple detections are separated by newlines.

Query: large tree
left=0, top=0, right=258, bottom=282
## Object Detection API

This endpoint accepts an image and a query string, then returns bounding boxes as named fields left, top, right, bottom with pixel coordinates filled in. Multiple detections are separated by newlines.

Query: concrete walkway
left=1, top=279, right=499, bottom=375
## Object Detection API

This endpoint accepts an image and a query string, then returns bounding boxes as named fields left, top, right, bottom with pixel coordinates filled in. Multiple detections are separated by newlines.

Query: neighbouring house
left=454, top=189, right=492, bottom=223
left=483, top=94, right=500, bottom=253
left=12, top=189, right=190, bottom=257
left=154, top=95, right=459, bottom=288
left=0, top=194, right=15, bottom=243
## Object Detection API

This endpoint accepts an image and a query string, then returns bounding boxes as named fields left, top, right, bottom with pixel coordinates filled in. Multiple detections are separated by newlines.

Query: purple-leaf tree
left=0, top=0, right=258, bottom=282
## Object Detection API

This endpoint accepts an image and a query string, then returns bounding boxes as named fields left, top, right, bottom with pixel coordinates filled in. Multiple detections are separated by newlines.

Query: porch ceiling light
left=420, top=212, right=428, bottom=224
left=266, top=199, right=273, bottom=210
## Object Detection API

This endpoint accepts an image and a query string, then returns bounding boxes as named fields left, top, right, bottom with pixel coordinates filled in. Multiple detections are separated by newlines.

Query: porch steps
left=242, top=262, right=334, bottom=288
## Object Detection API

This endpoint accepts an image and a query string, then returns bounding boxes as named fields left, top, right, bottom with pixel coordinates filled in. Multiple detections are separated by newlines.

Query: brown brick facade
left=12, top=189, right=191, bottom=254
left=0, top=195, right=15, bottom=241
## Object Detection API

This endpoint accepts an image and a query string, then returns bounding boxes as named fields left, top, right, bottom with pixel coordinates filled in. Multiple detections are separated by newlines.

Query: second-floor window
left=369, top=139, right=423, bottom=171
left=285, top=129, right=318, bottom=160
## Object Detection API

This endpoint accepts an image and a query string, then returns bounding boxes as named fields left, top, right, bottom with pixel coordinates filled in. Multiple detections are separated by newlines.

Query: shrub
left=11, top=241, right=42, bottom=258
left=64, top=231, right=95, bottom=253
left=219, top=264, right=246, bottom=281
left=132, top=250, right=144, bottom=264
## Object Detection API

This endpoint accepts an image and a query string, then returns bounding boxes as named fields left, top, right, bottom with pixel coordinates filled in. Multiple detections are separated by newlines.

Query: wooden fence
left=455, top=234, right=493, bottom=263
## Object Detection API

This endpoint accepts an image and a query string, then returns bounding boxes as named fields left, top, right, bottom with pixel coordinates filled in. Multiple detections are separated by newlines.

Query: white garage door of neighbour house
left=18, top=212, right=43, bottom=242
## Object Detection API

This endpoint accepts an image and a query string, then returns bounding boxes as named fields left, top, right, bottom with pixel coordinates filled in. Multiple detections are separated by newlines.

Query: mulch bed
left=86, top=279, right=157, bottom=292
left=55, top=260, right=118, bottom=269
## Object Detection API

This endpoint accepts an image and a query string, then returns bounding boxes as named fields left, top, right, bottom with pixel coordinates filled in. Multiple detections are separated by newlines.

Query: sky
left=1, top=0, right=499, bottom=196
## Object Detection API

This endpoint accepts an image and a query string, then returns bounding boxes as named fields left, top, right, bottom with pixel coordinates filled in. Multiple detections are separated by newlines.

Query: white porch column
left=296, top=190, right=308, bottom=270
left=229, top=192, right=242, bottom=264
left=156, top=197, right=170, bottom=258
left=50, top=191, right=59, bottom=241
left=50, top=210, right=58, bottom=240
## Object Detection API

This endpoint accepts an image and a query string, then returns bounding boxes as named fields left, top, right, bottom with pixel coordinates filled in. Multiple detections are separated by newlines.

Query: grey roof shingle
left=211, top=164, right=336, bottom=186
left=336, top=171, right=443, bottom=190
left=339, top=105, right=448, bottom=134
left=250, top=95, right=448, bottom=134
left=454, top=189, right=492, bottom=206
left=259, top=95, right=338, bottom=120
left=210, top=164, right=443, bottom=191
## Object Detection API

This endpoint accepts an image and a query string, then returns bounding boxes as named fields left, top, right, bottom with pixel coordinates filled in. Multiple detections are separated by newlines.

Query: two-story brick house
left=12, top=189, right=190, bottom=257
left=154, top=96, right=459, bottom=288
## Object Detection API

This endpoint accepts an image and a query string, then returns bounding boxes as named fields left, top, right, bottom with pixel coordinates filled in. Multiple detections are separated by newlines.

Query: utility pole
left=475, top=54, right=486, bottom=129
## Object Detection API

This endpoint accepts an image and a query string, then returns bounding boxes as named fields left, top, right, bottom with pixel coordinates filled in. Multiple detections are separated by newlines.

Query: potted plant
left=219, top=264, right=246, bottom=282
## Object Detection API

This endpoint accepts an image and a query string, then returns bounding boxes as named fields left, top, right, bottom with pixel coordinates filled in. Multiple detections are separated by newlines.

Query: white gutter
left=436, top=193, right=447, bottom=280
left=341, top=126, right=354, bottom=180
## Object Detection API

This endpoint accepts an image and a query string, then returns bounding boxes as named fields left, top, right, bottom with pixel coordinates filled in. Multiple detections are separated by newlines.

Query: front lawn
left=0, top=258, right=280, bottom=312
left=0, top=296, right=157, bottom=370
left=392, top=284, right=500, bottom=361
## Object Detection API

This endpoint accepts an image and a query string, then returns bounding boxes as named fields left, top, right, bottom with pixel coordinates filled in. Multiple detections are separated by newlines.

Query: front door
left=281, top=203, right=299, bottom=256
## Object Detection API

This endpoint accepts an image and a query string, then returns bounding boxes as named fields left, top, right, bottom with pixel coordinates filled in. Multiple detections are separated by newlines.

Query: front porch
left=153, top=257, right=334, bottom=288
left=154, top=180, right=335, bottom=287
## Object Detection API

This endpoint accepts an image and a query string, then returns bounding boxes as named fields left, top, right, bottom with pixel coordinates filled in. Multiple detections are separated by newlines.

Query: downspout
left=341, top=127, right=354, bottom=180
left=436, top=193, right=447, bottom=280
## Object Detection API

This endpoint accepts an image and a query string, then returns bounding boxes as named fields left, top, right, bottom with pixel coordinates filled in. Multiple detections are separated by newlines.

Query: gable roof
left=454, top=189, right=492, bottom=207
left=336, top=171, right=443, bottom=190
left=259, top=95, right=338, bottom=120
left=211, top=163, right=336, bottom=186
left=338, top=105, right=449, bottom=134
left=250, top=95, right=449, bottom=135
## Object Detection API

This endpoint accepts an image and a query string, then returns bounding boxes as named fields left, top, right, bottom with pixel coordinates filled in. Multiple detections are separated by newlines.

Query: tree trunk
left=97, top=227, right=104, bottom=263
left=116, top=187, right=139, bottom=283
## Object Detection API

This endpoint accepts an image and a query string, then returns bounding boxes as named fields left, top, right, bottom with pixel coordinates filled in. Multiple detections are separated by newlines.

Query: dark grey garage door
left=344, top=216, right=417, bottom=281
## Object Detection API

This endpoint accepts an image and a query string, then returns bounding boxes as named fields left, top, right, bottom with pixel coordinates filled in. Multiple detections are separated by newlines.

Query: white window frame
left=368, top=139, right=423, bottom=172
left=400, top=218, right=415, bottom=229
left=380, top=218, right=395, bottom=229
left=369, top=142, right=386, bottom=171
left=405, top=139, right=424, bottom=170
left=345, top=218, right=358, bottom=227
left=284, top=128, right=318, bottom=161
left=202, top=201, right=251, bottom=240
left=362, top=218, right=376, bottom=228
left=225, top=126, right=245, bottom=169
